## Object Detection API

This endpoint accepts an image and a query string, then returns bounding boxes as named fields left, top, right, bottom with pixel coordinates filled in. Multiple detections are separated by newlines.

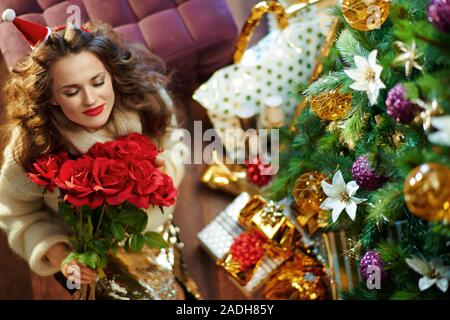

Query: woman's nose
left=82, top=88, right=96, bottom=106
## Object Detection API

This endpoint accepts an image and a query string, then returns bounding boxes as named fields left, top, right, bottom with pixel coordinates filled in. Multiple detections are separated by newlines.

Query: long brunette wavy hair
left=1, top=21, right=171, bottom=170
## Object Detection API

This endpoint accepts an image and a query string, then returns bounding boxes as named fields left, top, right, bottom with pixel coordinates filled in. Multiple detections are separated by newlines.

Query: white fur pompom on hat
left=2, top=8, right=16, bottom=22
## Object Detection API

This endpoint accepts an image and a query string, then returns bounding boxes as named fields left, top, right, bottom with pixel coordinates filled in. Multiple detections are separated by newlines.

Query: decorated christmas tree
left=269, top=0, right=450, bottom=299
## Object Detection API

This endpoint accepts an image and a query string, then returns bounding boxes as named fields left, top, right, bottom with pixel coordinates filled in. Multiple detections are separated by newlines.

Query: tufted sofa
left=0, top=0, right=238, bottom=89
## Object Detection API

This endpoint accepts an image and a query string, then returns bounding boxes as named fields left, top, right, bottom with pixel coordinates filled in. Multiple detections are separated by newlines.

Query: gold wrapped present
left=201, top=151, right=260, bottom=196
left=217, top=229, right=289, bottom=296
left=238, top=195, right=303, bottom=254
left=263, top=250, right=329, bottom=300
left=251, top=201, right=287, bottom=240
left=239, top=195, right=288, bottom=241
left=218, top=230, right=267, bottom=287
left=218, top=252, right=288, bottom=296
left=238, top=195, right=268, bottom=228
left=219, top=252, right=264, bottom=286
left=198, top=193, right=307, bottom=297
left=291, top=202, right=329, bottom=235
left=268, top=220, right=302, bottom=256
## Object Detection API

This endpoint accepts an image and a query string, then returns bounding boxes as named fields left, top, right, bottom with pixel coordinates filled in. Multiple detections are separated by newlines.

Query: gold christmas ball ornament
left=309, top=89, right=352, bottom=120
left=342, top=0, right=391, bottom=31
left=292, top=172, right=328, bottom=214
left=404, top=163, right=450, bottom=222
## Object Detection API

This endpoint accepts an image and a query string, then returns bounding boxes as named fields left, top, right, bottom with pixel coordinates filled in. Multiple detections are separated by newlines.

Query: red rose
left=107, top=139, right=142, bottom=161
left=92, top=158, right=133, bottom=206
left=150, top=174, right=177, bottom=207
left=88, top=140, right=134, bottom=160
left=27, top=151, right=68, bottom=192
left=87, top=142, right=108, bottom=158
left=87, top=133, right=159, bottom=163
left=118, top=133, right=158, bottom=161
left=55, top=155, right=104, bottom=208
left=128, top=159, right=164, bottom=208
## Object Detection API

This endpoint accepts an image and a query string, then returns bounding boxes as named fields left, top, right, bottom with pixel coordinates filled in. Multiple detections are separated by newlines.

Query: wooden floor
left=0, top=0, right=266, bottom=300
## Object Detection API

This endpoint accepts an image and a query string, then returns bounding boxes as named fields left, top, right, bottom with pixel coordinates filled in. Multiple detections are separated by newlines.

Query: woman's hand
left=46, top=243, right=97, bottom=284
left=61, top=259, right=98, bottom=285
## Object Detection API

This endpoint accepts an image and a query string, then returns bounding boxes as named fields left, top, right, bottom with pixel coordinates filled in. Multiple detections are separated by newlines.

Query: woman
left=0, top=10, right=199, bottom=299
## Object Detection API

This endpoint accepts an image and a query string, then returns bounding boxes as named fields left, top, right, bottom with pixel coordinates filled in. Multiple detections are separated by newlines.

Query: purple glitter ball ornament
left=386, top=84, right=419, bottom=124
left=428, top=0, right=450, bottom=33
left=352, top=156, right=386, bottom=191
left=359, top=250, right=388, bottom=284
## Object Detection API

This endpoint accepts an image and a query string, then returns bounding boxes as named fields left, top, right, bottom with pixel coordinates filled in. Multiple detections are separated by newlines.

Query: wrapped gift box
left=197, top=193, right=249, bottom=260
left=197, top=192, right=290, bottom=296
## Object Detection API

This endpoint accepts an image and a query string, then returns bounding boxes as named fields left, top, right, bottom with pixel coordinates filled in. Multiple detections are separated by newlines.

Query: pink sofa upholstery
left=0, top=0, right=238, bottom=89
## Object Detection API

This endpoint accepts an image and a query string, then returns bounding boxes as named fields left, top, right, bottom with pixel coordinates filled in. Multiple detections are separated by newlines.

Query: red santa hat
left=1, top=9, right=51, bottom=48
left=1, top=8, right=91, bottom=48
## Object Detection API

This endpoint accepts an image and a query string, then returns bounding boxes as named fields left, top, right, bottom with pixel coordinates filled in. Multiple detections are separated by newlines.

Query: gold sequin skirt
left=95, top=223, right=201, bottom=300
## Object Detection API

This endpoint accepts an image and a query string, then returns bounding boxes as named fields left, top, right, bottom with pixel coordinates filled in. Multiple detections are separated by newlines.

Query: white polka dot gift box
left=193, top=0, right=335, bottom=158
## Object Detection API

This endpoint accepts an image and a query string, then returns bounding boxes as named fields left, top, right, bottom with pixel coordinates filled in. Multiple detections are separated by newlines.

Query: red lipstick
left=83, top=104, right=104, bottom=117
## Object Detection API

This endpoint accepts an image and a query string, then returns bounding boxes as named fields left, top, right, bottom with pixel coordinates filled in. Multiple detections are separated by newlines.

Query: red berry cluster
left=230, top=231, right=267, bottom=272
left=245, top=158, right=273, bottom=187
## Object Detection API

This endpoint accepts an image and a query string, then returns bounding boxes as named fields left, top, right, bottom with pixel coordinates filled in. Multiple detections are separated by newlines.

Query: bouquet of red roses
left=27, top=133, right=177, bottom=298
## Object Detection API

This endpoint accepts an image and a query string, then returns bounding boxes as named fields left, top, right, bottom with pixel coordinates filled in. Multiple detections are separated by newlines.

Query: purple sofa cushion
left=0, top=0, right=238, bottom=89
left=128, top=0, right=175, bottom=19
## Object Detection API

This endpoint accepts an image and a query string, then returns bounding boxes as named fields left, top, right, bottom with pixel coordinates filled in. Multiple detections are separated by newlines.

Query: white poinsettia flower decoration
left=319, top=170, right=366, bottom=223
left=428, top=115, right=450, bottom=147
left=405, top=256, right=450, bottom=293
left=344, top=49, right=386, bottom=106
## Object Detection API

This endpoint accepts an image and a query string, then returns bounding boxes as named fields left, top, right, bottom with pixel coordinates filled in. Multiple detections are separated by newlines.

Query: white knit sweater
left=0, top=99, right=185, bottom=276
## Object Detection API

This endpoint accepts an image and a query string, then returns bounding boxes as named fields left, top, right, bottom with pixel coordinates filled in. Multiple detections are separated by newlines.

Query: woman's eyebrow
left=59, top=72, right=106, bottom=90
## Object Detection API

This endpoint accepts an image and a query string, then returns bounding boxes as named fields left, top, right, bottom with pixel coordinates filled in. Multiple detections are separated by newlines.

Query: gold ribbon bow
left=201, top=150, right=260, bottom=195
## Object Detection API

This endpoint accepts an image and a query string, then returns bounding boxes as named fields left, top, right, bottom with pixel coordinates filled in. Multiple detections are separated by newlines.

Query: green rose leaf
left=115, top=208, right=144, bottom=225
left=107, top=206, right=120, bottom=220
left=144, top=231, right=168, bottom=249
left=92, top=240, right=108, bottom=255
left=136, top=214, right=148, bottom=233
left=77, top=251, right=100, bottom=270
left=130, top=234, right=144, bottom=252
left=110, top=223, right=125, bottom=241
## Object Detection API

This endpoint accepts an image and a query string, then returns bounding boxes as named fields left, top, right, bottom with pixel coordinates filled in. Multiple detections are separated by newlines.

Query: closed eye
left=93, top=81, right=104, bottom=87
left=64, top=90, right=79, bottom=97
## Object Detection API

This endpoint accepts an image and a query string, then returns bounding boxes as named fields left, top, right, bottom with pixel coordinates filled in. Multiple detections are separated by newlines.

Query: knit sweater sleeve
left=0, top=131, right=70, bottom=276
left=155, top=88, right=187, bottom=188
